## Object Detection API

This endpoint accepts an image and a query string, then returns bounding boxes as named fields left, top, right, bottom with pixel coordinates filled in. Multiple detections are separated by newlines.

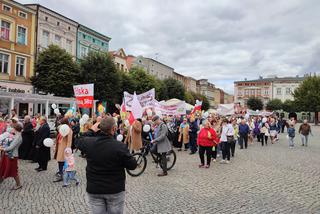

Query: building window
left=66, top=40, right=72, bottom=53
left=57, top=21, right=60, bottom=26
left=68, top=26, right=71, bottom=31
left=93, top=38, right=95, bottom=43
left=250, top=89, right=255, bottom=96
left=83, top=34, right=86, bottom=39
left=17, top=26, right=27, bottom=45
left=54, top=35, right=61, bottom=46
left=18, top=11, right=27, bottom=19
left=256, top=89, right=261, bottom=95
left=286, top=88, right=291, bottom=95
left=245, top=89, right=249, bottom=96
left=80, top=46, right=88, bottom=58
left=101, top=42, right=104, bottom=46
left=2, top=4, right=11, bottom=12
left=42, top=31, right=49, bottom=48
left=276, top=88, right=282, bottom=95
left=15, top=57, right=25, bottom=76
left=0, top=53, right=9, bottom=74
left=1, top=20, right=10, bottom=40
left=264, top=89, right=269, bottom=95
left=45, top=16, right=48, bottom=21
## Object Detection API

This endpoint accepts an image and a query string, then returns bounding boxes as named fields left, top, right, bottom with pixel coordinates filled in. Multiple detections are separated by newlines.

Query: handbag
left=150, top=143, right=157, bottom=154
left=227, top=135, right=234, bottom=143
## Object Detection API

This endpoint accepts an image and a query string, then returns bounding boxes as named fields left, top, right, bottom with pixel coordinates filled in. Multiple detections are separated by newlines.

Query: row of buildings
left=110, top=49, right=234, bottom=108
left=234, top=75, right=306, bottom=106
left=0, top=0, right=232, bottom=117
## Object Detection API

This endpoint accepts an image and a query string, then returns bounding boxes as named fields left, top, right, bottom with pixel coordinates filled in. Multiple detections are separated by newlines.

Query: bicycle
left=126, top=140, right=177, bottom=177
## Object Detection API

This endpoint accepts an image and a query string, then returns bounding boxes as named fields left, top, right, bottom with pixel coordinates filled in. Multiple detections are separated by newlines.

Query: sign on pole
left=124, top=89, right=155, bottom=111
left=73, top=84, right=94, bottom=108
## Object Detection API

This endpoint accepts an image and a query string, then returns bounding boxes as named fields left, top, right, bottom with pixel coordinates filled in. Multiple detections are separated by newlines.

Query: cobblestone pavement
left=1, top=125, right=320, bottom=214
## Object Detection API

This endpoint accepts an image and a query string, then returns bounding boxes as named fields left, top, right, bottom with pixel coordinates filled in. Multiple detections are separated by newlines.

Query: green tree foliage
left=266, top=99, right=283, bottom=111
left=293, top=76, right=320, bottom=124
left=159, top=78, right=185, bottom=100
left=246, top=97, right=263, bottom=110
left=184, top=91, right=195, bottom=105
left=282, top=99, right=297, bottom=113
left=119, top=71, right=137, bottom=95
left=129, top=67, right=161, bottom=98
left=31, top=45, right=79, bottom=97
left=79, top=52, right=120, bottom=106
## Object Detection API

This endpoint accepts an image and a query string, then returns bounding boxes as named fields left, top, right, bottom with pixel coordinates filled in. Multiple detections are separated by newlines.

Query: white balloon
left=79, top=118, right=85, bottom=126
left=262, top=117, right=268, bottom=123
left=51, top=104, right=57, bottom=109
left=143, top=124, right=151, bottom=133
left=116, top=134, right=124, bottom=142
left=43, top=138, right=54, bottom=147
left=203, top=112, right=209, bottom=118
left=124, top=120, right=130, bottom=127
left=59, top=124, right=70, bottom=137
left=82, top=114, right=89, bottom=121
left=147, top=109, right=153, bottom=117
left=54, top=108, right=60, bottom=115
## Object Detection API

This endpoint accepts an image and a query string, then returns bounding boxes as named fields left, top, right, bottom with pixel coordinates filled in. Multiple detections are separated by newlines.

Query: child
left=0, top=128, right=15, bottom=159
left=287, top=123, right=295, bottom=148
left=62, top=148, right=80, bottom=187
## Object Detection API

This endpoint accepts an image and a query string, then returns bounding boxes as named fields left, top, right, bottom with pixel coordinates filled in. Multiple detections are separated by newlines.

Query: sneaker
left=212, top=159, right=216, bottom=162
left=62, top=184, right=68, bottom=187
left=198, top=164, right=205, bottom=168
left=226, top=161, right=230, bottom=164
left=220, top=160, right=226, bottom=164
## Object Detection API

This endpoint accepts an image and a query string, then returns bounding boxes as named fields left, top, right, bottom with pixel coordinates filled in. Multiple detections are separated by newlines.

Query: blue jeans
left=288, top=137, right=295, bottom=147
left=301, top=135, right=309, bottom=146
left=63, top=171, right=79, bottom=185
left=88, top=191, right=125, bottom=214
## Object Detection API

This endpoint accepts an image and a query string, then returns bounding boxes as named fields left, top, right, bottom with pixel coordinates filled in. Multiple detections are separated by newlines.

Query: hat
left=152, top=115, right=160, bottom=122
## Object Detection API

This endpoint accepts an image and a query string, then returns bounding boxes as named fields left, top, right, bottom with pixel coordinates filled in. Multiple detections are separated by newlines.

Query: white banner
left=124, top=89, right=155, bottom=111
left=217, top=103, right=235, bottom=116
left=154, top=100, right=186, bottom=115
left=73, top=84, right=94, bottom=108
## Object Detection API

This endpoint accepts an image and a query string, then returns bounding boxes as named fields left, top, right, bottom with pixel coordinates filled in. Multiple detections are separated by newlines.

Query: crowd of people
left=0, top=108, right=314, bottom=213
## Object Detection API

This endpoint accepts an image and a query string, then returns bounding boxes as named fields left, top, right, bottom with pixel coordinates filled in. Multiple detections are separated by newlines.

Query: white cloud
left=19, top=0, right=320, bottom=93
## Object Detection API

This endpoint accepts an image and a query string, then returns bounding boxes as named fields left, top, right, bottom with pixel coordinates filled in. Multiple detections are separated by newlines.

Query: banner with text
left=154, top=100, right=187, bottom=115
left=73, top=84, right=94, bottom=108
left=124, top=89, right=155, bottom=111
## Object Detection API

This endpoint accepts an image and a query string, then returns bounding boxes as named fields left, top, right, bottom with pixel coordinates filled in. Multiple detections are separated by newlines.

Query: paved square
left=1, top=126, right=320, bottom=214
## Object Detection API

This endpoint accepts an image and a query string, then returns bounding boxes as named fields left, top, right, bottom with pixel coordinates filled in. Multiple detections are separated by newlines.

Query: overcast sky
left=20, top=0, right=320, bottom=93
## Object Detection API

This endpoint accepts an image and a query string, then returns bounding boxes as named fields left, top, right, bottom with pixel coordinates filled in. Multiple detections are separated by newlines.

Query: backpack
left=165, top=123, right=176, bottom=142
left=288, top=128, right=295, bottom=138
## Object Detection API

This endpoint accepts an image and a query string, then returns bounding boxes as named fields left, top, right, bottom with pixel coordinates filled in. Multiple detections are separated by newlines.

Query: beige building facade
left=110, top=48, right=129, bottom=72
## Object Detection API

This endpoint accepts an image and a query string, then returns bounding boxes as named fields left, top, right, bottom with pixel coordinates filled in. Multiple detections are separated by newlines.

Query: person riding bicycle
left=151, top=115, right=172, bottom=177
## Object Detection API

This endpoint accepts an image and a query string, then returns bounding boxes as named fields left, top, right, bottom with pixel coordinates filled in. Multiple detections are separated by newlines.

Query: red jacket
left=197, top=128, right=218, bottom=147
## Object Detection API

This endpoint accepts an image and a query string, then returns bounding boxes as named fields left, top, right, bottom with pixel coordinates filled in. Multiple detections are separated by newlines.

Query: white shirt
left=220, top=124, right=235, bottom=142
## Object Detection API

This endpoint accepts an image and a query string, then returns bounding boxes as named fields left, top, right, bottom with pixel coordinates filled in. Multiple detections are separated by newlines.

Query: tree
left=119, top=71, right=137, bottom=95
left=129, top=67, right=161, bottom=97
left=79, top=51, right=121, bottom=109
left=282, top=99, right=297, bottom=113
left=266, top=99, right=283, bottom=111
left=246, top=97, right=263, bottom=110
left=184, top=91, right=195, bottom=105
left=190, top=92, right=210, bottom=111
left=293, top=76, right=320, bottom=124
left=31, top=45, right=79, bottom=97
left=159, top=78, right=185, bottom=100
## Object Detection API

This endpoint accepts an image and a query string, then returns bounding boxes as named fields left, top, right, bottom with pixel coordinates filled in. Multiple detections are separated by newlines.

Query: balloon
left=59, top=124, right=70, bottom=137
left=203, top=112, right=209, bottom=118
left=116, top=134, right=124, bottom=142
left=79, top=118, right=85, bottom=126
left=143, top=124, right=151, bottom=133
left=51, top=104, right=57, bottom=109
left=124, top=120, right=130, bottom=127
left=43, top=138, right=54, bottom=147
left=147, top=109, right=153, bottom=117
left=262, top=118, right=268, bottom=123
left=82, top=114, right=89, bottom=121
left=54, top=108, right=60, bottom=115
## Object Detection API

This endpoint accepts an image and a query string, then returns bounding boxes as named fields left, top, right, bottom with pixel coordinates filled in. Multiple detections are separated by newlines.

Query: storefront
left=0, top=89, right=76, bottom=119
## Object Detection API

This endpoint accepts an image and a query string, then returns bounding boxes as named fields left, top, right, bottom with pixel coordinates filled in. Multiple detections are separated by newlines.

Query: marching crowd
left=0, top=109, right=313, bottom=213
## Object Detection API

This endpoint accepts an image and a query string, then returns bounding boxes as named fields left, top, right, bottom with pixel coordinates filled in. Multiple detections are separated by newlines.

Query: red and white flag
left=73, top=84, right=94, bottom=108
left=129, top=92, right=143, bottom=125
left=190, top=100, right=202, bottom=114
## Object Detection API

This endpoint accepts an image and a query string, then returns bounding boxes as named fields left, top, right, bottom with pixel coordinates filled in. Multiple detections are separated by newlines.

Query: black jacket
left=76, top=133, right=137, bottom=194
